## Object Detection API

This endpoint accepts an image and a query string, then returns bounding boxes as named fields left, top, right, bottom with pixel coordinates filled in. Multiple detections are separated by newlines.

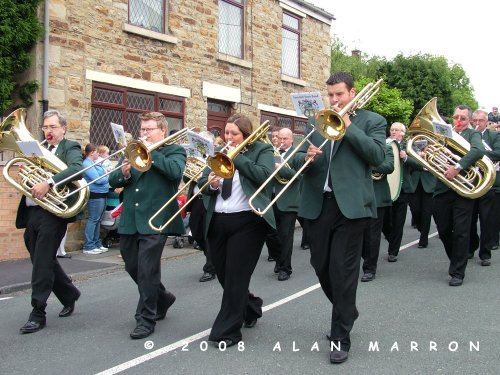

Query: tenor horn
left=406, top=97, right=495, bottom=199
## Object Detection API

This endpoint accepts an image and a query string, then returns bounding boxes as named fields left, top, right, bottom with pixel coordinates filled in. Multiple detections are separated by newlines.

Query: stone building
left=0, top=0, right=334, bottom=261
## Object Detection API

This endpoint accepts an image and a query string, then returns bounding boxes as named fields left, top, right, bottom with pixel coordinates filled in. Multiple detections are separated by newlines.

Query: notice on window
left=291, top=92, right=324, bottom=117
left=110, top=123, right=127, bottom=147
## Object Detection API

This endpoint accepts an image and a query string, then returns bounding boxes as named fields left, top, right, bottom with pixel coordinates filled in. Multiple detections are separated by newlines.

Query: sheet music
left=16, top=141, right=44, bottom=157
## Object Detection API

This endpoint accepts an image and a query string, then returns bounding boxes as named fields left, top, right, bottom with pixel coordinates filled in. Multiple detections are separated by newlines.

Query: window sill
left=217, top=53, right=253, bottom=69
left=122, top=23, right=178, bottom=45
left=281, top=74, right=307, bottom=87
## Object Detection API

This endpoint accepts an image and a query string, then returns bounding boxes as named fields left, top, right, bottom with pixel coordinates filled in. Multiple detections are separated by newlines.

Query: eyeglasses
left=41, top=125, right=62, bottom=130
left=452, top=115, right=468, bottom=121
left=473, top=119, right=486, bottom=123
left=140, top=127, right=159, bottom=133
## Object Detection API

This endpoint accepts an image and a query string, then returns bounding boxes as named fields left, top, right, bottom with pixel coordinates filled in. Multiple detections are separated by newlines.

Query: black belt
left=323, top=191, right=334, bottom=199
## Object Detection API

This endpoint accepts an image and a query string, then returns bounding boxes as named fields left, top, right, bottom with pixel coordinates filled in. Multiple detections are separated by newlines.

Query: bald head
left=278, top=128, right=293, bottom=150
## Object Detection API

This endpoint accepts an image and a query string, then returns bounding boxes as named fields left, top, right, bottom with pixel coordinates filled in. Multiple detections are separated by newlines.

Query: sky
left=308, top=0, right=499, bottom=111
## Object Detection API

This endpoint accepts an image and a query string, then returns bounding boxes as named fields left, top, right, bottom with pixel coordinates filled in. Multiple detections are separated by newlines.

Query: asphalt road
left=1, top=216, right=499, bottom=375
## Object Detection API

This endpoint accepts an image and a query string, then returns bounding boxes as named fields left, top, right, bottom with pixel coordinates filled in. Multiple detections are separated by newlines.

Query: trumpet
left=248, top=79, right=384, bottom=216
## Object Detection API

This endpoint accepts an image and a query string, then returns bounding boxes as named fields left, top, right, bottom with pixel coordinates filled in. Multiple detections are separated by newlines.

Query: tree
left=0, top=0, right=43, bottom=115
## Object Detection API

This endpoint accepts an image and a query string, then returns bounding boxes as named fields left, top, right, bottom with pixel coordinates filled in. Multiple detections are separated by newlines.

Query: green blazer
left=482, top=129, right=500, bottom=192
left=410, top=168, right=436, bottom=194
left=109, top=144, right=186, bottom=235
left=15, top=138, right=84, bottom=228
left=372, top=142, right=395, bottom=208
left=273, top=147, right=300, bottom=212
left=433, top=128, right=485, bottom=196
left=199, top=141, right=276, bottom=238
left=291, top=109, right=387, bottom=220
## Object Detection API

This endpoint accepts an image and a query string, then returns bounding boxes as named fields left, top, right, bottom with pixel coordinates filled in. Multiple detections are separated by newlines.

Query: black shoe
left=417, top=243, right=427, bottom=248
left=492, top=245, right=498, bottom=250
left=330, top=349, right=349, bottom=364
left=278, top=271, right=290, bottom=281
left=361, top=272, right=375, bottom=282
left=273, top=265, right=279, bottom=274
left=267, top=256, right=275, bottom=262
left=449, top=277, right=463, bottom=286
left=244, top=319, right=257, bottom=328
left=155, top=292, right=176, bottom=321
left=199, top=272, right=216, bottom=282
left=193, top=244, right=202, bottom=250
left=481, top=259, right=491, bottom=266
left=468, top=253, right=474, bottom=259
left=20, top=320, right=45, bottom=334
left=213, top=339, right=237, bottom=348
left=59, top=291, right=80, bottom=317
left=56, top=254, right=72, bottom=258
left=388, top=254, right=397, bottom=262
left=130, top=326, right=154, bottom=339
left=300, top=244, right=310, bottom=250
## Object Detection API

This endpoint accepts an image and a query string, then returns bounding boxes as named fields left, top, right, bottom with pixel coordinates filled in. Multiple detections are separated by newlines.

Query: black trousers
left=275, top=207, right=298, bottom=274
left=433, top=191, right=474, bottom=279
left=362, top=206, right=388, bottom=274
left=23, top=207, right=80, bottom=323
left=297, top=216, right=310, bottom=247
left=387, top=193, right=410, bottom=256
left=188, top=197, right=215, bottom=273
left=207, top=211, right=268, bottom=343
left=469, top=190, right=496, bottom=260
left=120, top=233, right=171, bottom=329
left=409, top=181, right=433, bottom=246
left=264, top=228, right=281, bottom=260
left=308, top=193, right=368, bottom=350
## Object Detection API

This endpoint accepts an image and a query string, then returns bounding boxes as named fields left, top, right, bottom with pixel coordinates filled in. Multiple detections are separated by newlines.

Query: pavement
left=0, top=236, right=200, bottom=295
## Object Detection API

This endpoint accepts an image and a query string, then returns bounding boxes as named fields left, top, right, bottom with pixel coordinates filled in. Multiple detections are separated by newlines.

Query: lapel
left=55, top=138, right=66, bottom=158
left=331, top=139, right=342, bottom=159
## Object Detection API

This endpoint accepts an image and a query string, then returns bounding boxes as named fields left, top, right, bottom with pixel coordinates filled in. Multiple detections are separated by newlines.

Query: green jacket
left=372, top=142, right=395, bottom=208
left=273, top=146, right=300, bottom=212
left=291, top=109, right=387, bottom=220
left=482, top=129, right=500, bottom=192
left=16, top=138, right=84, bottom=228
left=199, top=141, right=276, bottom=238
left=109, top=144, right=186, bottom=235
left=433, top=128, right=485, bottom=196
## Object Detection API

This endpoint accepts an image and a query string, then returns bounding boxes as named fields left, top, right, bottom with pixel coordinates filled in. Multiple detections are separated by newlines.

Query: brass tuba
left=406, top=98, right=496, bottom=199
left=1, top=108, right=89, bottom=218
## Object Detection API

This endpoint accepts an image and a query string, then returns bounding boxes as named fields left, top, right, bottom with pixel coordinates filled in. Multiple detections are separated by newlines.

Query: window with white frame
left=218, top=0, right=244, bottom=58
left=282, top=11, right=300, bottom=78
left=129, top=0, right=166, bottom=33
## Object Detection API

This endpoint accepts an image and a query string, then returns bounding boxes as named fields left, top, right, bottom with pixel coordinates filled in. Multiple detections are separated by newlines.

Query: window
left=218, top=0, right=244, bottom=58
left=282, top=12, right=300, bottom=78
left=129, top=0, right=165, bottom=33
left=261, top=111, right=307, bottom=135
left=91, top=83, right=184, bottom=152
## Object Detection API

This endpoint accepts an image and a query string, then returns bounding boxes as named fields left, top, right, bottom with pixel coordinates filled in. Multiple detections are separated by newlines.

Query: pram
left=100, top=202, right=121, bottom=249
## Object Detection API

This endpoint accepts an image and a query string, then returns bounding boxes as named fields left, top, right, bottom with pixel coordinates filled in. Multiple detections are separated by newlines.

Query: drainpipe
left=42, top=0, right=49, bottom=113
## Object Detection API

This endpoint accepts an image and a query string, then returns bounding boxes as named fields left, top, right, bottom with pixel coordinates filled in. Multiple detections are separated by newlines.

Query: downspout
left=42, top=0, right=49, bottom=113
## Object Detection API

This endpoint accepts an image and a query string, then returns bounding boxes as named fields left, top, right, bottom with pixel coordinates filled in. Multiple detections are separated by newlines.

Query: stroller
left=100, top=191, right=122, bottom=248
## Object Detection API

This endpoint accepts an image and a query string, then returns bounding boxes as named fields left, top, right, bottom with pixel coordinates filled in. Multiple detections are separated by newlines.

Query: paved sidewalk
left=0, top=237, right=200, bottom=295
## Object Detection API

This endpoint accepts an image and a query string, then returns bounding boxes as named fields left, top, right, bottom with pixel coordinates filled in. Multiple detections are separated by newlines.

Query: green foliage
left=0, top=0, right=43, bottom=114
left=331, top=38, right=479, bottom=123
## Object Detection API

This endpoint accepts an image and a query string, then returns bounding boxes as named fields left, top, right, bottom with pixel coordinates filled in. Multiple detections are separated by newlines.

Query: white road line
left=95, top=233, right=437, bottom=375
left=0, top=297, right=13, bottom=301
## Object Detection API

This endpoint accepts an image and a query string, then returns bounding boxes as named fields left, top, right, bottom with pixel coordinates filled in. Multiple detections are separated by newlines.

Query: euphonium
left=406, top=97, right=496, bottom=199
left=0, top=108, right=89, bottom=218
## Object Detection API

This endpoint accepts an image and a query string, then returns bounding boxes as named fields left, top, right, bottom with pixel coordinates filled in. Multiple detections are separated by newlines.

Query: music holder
left=16, top=141, right=44, bottom=157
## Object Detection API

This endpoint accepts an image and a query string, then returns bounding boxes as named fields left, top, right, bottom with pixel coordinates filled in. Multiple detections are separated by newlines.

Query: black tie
left=279, top=149, right=285, bottom=155
left=48, top=145, right=55, bottom=152
left=221, top=177, right=233, bottom=200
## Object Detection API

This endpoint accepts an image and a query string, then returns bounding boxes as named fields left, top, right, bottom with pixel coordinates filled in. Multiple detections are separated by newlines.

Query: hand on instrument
left=306, top=144, right=322, bottom=162
left=31, top=181, right=50, bottom=199
left=209, top=172, right=222, bottom=189
left=399, top=150, right=407, bottom=160
left=121, top=159, right=131, bottom=179
left=444, top=165, right=459, bottom=181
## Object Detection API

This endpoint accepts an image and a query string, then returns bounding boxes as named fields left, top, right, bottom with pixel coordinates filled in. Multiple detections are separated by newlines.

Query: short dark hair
left=84, top=143, right=97, bottom=157
left=455, top=105, right=472, bottom=120
left=326, top=72, right=355, bottom=90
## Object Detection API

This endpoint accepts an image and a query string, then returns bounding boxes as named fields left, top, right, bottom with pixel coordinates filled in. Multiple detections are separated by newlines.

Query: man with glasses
left=432, top=105, right=485, bottom=286
left=109, top=112, right=186, bottom=339
left=468, top=109, right=500, bottom=265
left=17, top=110, right=83, bottom=334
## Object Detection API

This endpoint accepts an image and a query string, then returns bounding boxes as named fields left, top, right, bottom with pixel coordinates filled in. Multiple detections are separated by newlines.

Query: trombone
left=52, top=128, right=189, bottom=200
left=148, top=121, right=270, bottom=231
left=248, top=79, right=384, bottom=216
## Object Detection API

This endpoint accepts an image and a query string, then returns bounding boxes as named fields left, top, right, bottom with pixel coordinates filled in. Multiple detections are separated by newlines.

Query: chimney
left=351, top=49, right=361, bottom=59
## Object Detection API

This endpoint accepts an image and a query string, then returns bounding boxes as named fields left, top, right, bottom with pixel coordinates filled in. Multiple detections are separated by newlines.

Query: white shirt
left=323, top=140, right=335, bottom=192
left=213, top=171, right=251, bottom=213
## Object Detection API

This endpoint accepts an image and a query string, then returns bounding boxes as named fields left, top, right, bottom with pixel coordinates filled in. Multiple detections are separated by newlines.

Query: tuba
left=406, top=98, right=496, bottom=199
left=0, top=108, right=89, bottom=218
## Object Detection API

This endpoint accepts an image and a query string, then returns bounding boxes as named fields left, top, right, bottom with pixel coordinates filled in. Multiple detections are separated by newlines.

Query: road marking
left=95, top=233, right=438, bottom=375
left=0, top=297, right=13, bottom=301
